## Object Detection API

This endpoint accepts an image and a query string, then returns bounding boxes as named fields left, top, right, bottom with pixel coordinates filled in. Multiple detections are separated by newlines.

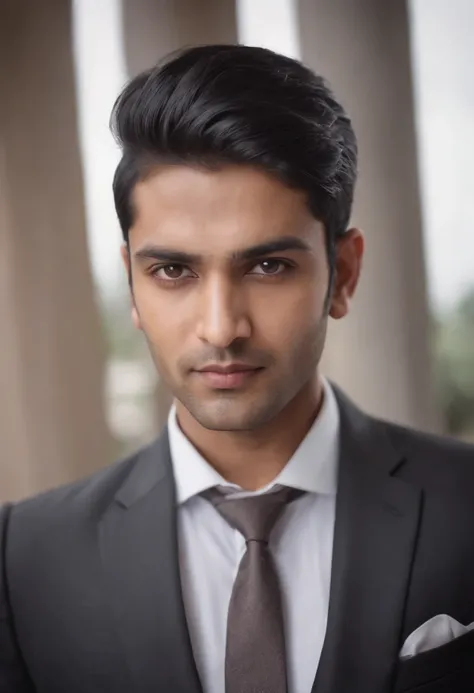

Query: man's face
left=124, top=164, right=361, bottom=431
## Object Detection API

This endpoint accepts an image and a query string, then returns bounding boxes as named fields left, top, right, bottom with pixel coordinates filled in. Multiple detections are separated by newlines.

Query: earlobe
left=328, top=289, right=350, bottom=320
left=329, top=227, right=364, bottom=320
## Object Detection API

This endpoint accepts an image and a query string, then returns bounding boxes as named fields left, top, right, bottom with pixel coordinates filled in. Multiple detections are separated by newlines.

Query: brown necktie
left=202, top=485, right=304, bottom=693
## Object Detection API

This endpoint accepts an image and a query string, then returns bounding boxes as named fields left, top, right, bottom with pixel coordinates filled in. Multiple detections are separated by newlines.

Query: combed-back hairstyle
left=111, top=44, right=358, bottom=269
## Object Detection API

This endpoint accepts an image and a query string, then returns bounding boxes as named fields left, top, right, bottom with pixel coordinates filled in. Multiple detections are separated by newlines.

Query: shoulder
left=333, top=383, right=474, bottom=487
left=381, top=418, right=474, bottom=489
left=7, top=440, right=157, bottom=531
left=1, top=434, right=172, bottom=584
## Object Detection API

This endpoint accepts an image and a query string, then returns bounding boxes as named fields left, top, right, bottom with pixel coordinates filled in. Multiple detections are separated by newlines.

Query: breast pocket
left=394, top=628, right=474, bottom=692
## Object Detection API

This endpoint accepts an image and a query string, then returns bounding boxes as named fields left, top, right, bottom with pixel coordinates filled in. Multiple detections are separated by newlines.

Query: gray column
left=0, top=0, right=112, bottom=501
left=298, top=0, right=441, bottom=432
left=121, top=0, right=238, bottom=427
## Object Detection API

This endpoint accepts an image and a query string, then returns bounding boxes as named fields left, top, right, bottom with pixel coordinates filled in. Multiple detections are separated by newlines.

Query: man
left=1, top=44, right=474, bottom=693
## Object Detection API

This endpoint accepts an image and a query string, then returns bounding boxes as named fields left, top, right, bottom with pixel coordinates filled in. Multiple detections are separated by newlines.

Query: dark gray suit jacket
left=1, top=388, right=474, bottom=693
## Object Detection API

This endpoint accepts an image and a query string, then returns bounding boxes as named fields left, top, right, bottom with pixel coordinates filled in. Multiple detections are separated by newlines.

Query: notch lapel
left=99, top=431, right=203, bottom=693
left=312, top=389, right=423, bottom=693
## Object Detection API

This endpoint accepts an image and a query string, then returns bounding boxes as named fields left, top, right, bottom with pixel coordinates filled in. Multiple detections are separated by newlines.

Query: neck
left=175, top=374, right=325, bottom=491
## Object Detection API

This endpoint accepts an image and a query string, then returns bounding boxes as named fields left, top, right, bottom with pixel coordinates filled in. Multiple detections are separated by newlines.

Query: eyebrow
left=133, top=236, right=312, bottom=265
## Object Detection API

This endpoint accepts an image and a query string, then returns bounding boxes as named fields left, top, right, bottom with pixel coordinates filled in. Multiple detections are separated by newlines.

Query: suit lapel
left=98, top=388, right=422, bottom=693
left=99, top=431, right=203, bottom=693
left=313, top=389, right=423, bottom=693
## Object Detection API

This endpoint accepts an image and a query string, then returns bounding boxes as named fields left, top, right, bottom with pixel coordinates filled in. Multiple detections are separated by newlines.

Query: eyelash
left=149, top=259, right=295, bottom=286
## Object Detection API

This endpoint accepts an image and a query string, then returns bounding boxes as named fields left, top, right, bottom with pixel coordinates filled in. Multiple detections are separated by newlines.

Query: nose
left=195, top=276, right=251, bottom=348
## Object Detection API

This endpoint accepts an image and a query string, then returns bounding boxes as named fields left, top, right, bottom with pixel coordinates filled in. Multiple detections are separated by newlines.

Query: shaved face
left=123, top=164, right=360, bottom=432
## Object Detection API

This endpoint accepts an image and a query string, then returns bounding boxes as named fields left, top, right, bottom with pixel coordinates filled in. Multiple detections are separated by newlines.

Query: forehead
left=130, top=164, right=321, bottom=252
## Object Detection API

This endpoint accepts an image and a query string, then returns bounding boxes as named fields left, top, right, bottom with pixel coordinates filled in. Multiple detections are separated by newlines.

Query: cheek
left=252, top=284, right=324, bottom=346
left=133, top=286, right=190, bottom=354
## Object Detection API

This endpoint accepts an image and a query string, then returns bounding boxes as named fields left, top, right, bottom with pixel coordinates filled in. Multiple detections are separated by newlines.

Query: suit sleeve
left=0, top=503, right=35, bottom=693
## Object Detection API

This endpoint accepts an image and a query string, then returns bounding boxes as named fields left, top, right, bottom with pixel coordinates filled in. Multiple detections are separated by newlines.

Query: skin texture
left=122, top=164, right=363, bottom=489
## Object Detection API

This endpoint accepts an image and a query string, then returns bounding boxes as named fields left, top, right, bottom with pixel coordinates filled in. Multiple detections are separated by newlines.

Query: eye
left=151, top=264, right=195, bottom=281
left=249, top=259, right=290, bottom=276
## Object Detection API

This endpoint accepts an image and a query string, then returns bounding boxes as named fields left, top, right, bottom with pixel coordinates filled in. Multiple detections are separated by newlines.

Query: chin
left=188, top=399, right=277, bottom=432
left=194, top=412, right=256, bottom=432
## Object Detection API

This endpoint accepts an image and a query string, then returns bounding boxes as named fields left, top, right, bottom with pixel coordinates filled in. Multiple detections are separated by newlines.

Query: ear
left=328, top=228, right=364, bottom=320
left=120, top=244, right=142, bottom=331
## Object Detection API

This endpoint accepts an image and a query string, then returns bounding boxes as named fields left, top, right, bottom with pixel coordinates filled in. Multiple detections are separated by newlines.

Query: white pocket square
left=400, top=614, right=474, bottom=660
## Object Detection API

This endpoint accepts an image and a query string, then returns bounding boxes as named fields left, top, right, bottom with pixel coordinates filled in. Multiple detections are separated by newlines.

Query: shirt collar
left=168, top=376, right=340, bottom=505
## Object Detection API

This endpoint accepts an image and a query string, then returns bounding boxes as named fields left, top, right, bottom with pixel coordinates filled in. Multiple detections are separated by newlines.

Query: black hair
left=110, top=44, right=358, bottom=271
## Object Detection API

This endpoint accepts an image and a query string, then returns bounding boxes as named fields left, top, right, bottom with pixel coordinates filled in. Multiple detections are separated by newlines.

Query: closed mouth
left=196, top=364, right=262, bottom=374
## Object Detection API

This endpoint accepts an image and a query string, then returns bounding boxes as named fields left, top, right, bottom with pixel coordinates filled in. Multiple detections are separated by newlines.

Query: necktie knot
left=202, top=485, right=304, bottom=543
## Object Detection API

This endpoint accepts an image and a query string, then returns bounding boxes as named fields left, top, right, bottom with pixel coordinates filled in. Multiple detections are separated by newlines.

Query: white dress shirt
left=168, top=378, right=340, bottom=693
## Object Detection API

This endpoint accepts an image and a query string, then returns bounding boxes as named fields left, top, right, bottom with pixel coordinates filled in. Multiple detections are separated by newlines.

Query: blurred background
left=1, top=0, right=473, bottom=501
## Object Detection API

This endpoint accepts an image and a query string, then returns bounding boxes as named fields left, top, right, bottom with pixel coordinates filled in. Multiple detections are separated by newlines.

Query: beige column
left=298, top=0, right=441, bottom=432
left=121, top=0, right=238, bottom=426
left=121, top=0, right=238, bottom=77
left=0, top=0, right=112, bottom=501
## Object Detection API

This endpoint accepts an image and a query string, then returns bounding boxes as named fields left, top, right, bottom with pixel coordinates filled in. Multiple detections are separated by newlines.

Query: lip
left=198, top=363, right=259, bottom=374
left=193, top=364, right=263, bottom=389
